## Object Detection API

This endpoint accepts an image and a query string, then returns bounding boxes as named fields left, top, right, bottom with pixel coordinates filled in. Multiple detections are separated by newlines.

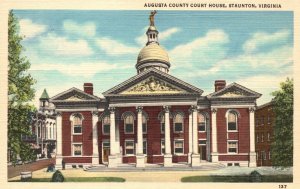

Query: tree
left=8, top=10, right=36, bottom=165
left=271, top=78, right=293, bottom=167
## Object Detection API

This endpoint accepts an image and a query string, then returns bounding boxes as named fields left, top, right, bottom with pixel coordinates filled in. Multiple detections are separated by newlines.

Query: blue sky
left=14, top=10, right=293, bottom=106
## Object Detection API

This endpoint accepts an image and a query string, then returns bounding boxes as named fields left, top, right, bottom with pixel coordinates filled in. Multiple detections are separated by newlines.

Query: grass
left=181, top=175, right=293, bottom=182
left=9, top=177, right=125, bottom=182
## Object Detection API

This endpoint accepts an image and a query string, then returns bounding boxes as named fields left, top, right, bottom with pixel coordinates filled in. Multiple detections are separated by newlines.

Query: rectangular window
left=161, top=123, right=165, bottom=133
left=174, top=123, right=183, bottom=132
left=73, top=144, right=82, bottom=156
left=261, top=133, right=264, bottom=142
left=262, top=116, right=265, bottom=125
left=174, top=140, right=184, bottom=154
left=125, top=140, right=135, bottom=155
left=198, top=122, right=206, bottom=132
left=256, top=134, right=259, bottom=143
left=142, top=123, right=147, bottom=134
left=198, top=140, right=206, bottom=146
left=143, top=140, right=147, bottom=155
left=73, top=125, right=82, bottom=134
left=125, top=124, right=134, bottom=134
left=228, top=141, right=238, bottom=154
left=261, top=151, right=266, bottom=160
left=269, top=151, right=271, bottom=160
left=228, top=122, right=237, bottom=131
left=267, top=115, right=271, bottom=124
left=161, top=139, right=165, bottom=154
left=103, top=124, right=110, bottom=134
left=267, top=133, right=270, bottom=141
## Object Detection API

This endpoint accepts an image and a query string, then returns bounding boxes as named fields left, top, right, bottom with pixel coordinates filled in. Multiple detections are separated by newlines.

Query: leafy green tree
left=271, top=78, right=293, bottom=167
left=8, top=10, right=36, bottom=165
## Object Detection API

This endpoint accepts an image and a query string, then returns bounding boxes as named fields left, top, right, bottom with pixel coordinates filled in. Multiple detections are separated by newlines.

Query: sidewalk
left=8, top=166, right=293, bottom=182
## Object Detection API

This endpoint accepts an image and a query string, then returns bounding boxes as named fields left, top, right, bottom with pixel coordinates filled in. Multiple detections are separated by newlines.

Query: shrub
left=51, top=170, right=65, bottom=182
left=250, top=170, right=262, bottom=182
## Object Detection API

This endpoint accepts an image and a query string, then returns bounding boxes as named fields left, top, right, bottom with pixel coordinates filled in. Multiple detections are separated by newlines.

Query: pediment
left=50, top=87, right=100, bottom=102
left=103, top=68, right=203, bottom=96
left=208, top=83, right=261, bottom=99
left=120, top=76, right=186, bottom=95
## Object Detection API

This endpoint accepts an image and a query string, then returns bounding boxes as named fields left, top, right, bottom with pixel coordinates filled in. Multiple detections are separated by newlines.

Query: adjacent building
left=49, top=12, right=261, bottom=168
left=255, top=101, right=274, bottom=166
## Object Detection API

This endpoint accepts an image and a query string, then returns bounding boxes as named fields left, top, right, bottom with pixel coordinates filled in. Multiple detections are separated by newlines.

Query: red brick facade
left=255, top=101, right=274, bottom=166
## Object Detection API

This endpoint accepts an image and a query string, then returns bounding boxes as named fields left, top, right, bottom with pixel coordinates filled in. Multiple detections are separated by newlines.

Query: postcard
left=0, top=0, right=299, bottom=189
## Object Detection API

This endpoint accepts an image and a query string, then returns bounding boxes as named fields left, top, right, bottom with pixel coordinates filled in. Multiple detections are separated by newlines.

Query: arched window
left=103, top=116, right=110, bottom=135
left=161, top=115, right=165, bottom=133
left=174, top=114, right=183, bottom=133
left=198, top=113, right=206, bottom=132
left=142, top=115, right=147, bottom=134
left=124, top=115, right=134, bottom=134
left=227, top=111, right=238, bottom=131
left=72, top=114, right=83, bottom=134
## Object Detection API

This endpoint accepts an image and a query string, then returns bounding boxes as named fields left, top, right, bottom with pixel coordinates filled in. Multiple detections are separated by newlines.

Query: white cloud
left=19, top=19, right=47, bottom=39
left=96, top=37, right=140, bottom=56
left=38, top=33, right=93, bottom=56
left=243, top=29, right=290, bottom=53
left=170, top=29, right=229, bottom=68
left=63, top=20, right=96, bottom=37
left=135, top=27, right=181, bottom=46
left=30, top=61, right=131, bottom=77
left=235, top=73, right=292, bottom=105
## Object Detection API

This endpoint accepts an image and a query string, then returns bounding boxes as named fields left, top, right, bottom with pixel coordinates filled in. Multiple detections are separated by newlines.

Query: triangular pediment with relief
left=120, top=76, right=186, bottom=95
left=103, top=68, right=203, bottom=96
left=50, top=87, right=100, bottom=102
left=207, top=83, right=261, bottom=99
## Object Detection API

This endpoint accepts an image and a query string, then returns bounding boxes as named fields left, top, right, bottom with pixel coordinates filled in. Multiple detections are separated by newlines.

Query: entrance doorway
left=198, top=140, right=207, bottom=160
left=102, top=141, right=110, bottom=163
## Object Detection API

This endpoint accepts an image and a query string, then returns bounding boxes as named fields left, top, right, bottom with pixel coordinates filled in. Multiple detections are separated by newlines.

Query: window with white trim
left=143, top=140, right=147, bottom=155
left=256, top=152, right=259, bottom=160
left=198, top=140, right=206, bottom=146
left=227, top=111, right=237, bottom=131
left=161, top=115, right=165, bottom=133
left=261, top=151, right=266, bottom=160
left=174, top=114, right=183, bottom=133
left=125, top=140, right=135, bottom=155
left=124, top=115, right=134, bottom=134
left=267, top=132, right=270, bottom=141
left=198, top=113, right=206, bottom=132
left=256, top=134, right=259, bottom=143
left=161, top=139, right=165, bottom=154
left=73, top=115, right=83, bottom=134
left=73, top=143, right=82, bottom=156
left=174, top=140, right=184, bottom=154
left=102, top=116, right=110, bottom=135
left=142, top=115, right=147, bottom=134
left=261, top=133, right=264, bottom=142
left=227, top=141, right=238, bottom=153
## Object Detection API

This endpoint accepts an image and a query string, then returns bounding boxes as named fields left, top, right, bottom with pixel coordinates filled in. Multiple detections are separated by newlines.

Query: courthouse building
left=50, top=12, right=261, bottom=168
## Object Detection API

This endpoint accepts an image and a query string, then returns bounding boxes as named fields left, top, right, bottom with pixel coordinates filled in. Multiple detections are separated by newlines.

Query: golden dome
left=137, top=43, right=170, bottom=65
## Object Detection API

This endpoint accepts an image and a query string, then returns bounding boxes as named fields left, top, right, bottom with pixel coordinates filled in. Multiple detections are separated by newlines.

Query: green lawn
left=181, top=175, right=293, bottom=182
left=10, top=177, right=125, bottom=182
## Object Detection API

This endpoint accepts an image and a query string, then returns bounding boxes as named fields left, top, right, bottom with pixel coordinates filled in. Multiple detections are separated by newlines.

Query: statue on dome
left=149, top=10, right=157, bottom=26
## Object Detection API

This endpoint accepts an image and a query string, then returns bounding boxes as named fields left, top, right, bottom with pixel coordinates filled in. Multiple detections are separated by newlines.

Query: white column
left=92, top=112, right=99, bottom=165
left=53, top=123, right=56, bottom=140
left=108, top=107, right=118, bottom=167
left=136, top=106, right=145, bottom=167
left=188, top=111, right=192, bottom=164
left=47, top=123, right=50, bottom=139
left=191, top=106, right=200, bottom=166
left=163, top=106, right=172, bottom=167
left=249, top=107, right=257, bottom=167
left=211, top=108, right=218, bottom=162
left=55, top=112, right=62, bottom=168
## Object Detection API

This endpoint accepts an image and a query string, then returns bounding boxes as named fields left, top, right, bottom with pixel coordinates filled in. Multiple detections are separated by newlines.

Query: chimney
left=84, top=83, right=93, bottom=95
left=214, top=80, right=226, bottom=92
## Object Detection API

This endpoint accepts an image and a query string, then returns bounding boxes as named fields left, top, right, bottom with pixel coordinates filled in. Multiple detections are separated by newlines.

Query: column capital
left=163, top=105, right=170, bottom=113
left=249, top=107, right=256, bottom=113
left=55, top=111, right=62, bottom=117
left=92, top=111, right=99, bottom=117
left=109, top=107, right=115, bottom=113
left=211, top=108, right=217, bottom=114
left=190, top=105, right=198, bottom=112
left=136, top=106, right=143, bottom=113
